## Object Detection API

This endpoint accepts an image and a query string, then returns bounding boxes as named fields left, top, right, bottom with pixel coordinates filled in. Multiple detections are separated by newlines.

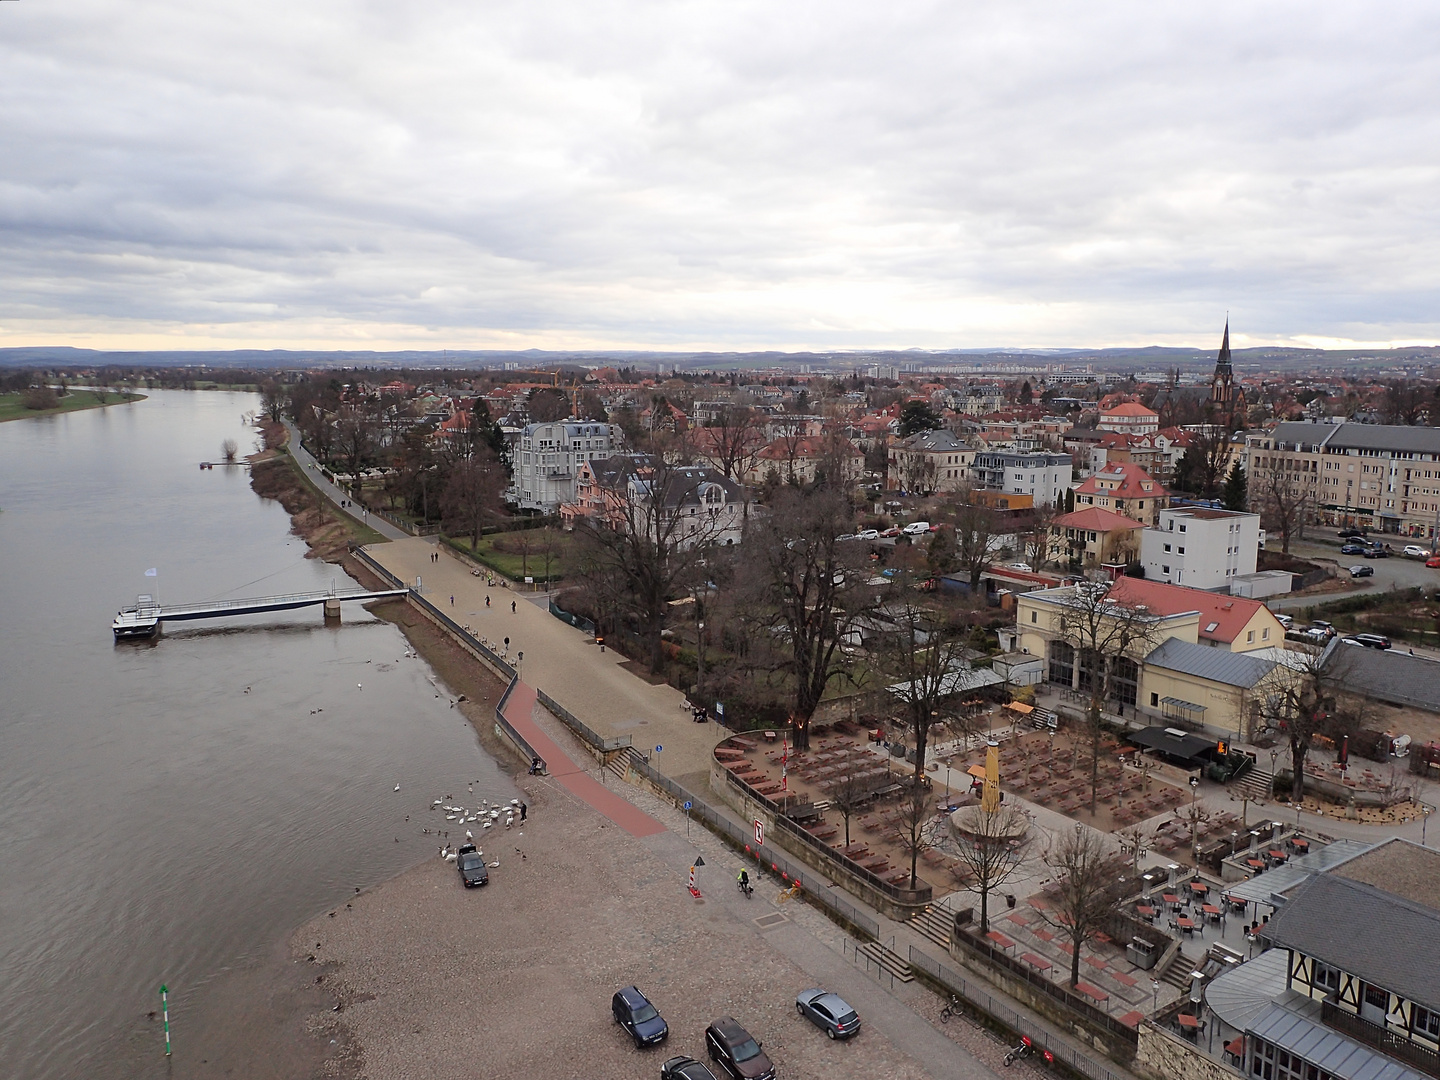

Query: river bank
left=0, top=388, right=145, bottom=422
left=166, top=439, right=522, bottom=1078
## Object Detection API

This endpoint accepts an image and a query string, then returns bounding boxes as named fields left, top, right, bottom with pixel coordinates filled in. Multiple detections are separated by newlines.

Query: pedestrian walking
left=450, top=595, right=455, bottom=606
left=511, top=600, right=516, bottom=614
left=486, top=596, right=491, bottom=608
left=519, top=801, right=527, bottom=821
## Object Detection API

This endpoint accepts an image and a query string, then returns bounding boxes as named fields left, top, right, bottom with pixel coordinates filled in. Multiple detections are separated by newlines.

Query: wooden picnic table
left=1162, top=893, right=1181, bottom=908
left=730, top=737, right=757, bottom=749
left=1246, top=858, right=1266, bottom=870
left=1112, top=971, right=1138, bottom=988
left=1075, top=981, right=1109, bottom=1004
left=1021, top=952, right=1052, bottom=972
left=1188, top=881, right=1209, bottom=894
left=1118, top=1010, right=1145, bottom=1029
left=986, top=930, right=1016, bottom=951
left=1268, top=849, right=1288, bottom=862
left=862, top=856, right=890, bottom=873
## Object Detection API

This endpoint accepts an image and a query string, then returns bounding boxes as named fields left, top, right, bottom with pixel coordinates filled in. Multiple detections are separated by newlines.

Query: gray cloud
left=2, top=0, right=1438, bottom=349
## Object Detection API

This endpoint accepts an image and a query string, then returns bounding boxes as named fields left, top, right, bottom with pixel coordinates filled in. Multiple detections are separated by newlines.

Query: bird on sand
left=394, top=783, right=401, bottom=792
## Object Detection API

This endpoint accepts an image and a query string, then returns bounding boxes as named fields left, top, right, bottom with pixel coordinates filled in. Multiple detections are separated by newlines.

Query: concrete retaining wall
left=1134, top=1022, right=1242, bottom=1080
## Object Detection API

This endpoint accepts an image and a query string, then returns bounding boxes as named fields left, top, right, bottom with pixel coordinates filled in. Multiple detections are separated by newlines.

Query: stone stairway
left=857, top=940, right=915, bottom=983
left=606, top=747, right=639, bottom=782
left=1232, top=763, right=1273, bottom=803
left=1159, top=950, right=1196, bottom=990
left=909, top=904, right=955, bottom=950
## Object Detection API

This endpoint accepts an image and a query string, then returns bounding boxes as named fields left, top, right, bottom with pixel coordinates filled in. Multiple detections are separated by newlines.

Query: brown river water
left=0, top=389, right=510, bottom=1078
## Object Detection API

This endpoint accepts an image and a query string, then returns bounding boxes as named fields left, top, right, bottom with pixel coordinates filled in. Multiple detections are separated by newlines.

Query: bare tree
left=221, top=439, right=238, bottom=463
left=1019, top=504, right=1058, bottom=570
left=1257, top=643, right=1369, bottom=802
left=1258, top=468, right=1310, bottom=554
left=829, top=766, right=878, bottom=847
left=703, top=404, right=766, bottom=482
left=1384, top=380, right=1427, bottom=426
left=441, top=449, right=507, bottom=549
left=888, top=777, right=939, bottom=890
left=571, top=456, right=725, bottom=674
left=260, top=379, right=289, bottom=424
left=1051, top=581, right=1162, bottom=812
left=951, top=802, right=1034, bottom=934
left=952, top=496, right=998, bottom=592
left=1038, top=826, right=1130, bottom=989
left=740, top=487, right=875, bottom=750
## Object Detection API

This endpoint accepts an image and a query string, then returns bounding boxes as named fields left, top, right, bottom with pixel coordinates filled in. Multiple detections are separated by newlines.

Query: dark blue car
left=612, top=985, right=668, bottom=1047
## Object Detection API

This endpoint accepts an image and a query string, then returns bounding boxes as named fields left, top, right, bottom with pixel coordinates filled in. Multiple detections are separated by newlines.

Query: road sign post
left=683, top=799, right=693, bottom=836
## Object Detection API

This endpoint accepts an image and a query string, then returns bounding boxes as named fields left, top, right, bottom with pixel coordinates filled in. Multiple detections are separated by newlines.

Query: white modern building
left=970, top=451, right=1072, bottom=508
left=510, top=420, right=623, bottom=511
left=1139, top=506, right=1261, bottom=591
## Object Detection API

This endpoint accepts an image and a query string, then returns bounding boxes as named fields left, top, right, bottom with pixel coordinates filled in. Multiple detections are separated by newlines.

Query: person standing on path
left=519, top=801, right=527, bottom=821
left=486, top=596, right=491, bottom=608
left=450, top=595, right=455, bottom=606
left=511, top=600, right=516, bottom=614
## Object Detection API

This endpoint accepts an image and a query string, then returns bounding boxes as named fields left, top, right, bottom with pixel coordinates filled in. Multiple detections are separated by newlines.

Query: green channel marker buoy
left=160, top=984, right=171, bottom=1056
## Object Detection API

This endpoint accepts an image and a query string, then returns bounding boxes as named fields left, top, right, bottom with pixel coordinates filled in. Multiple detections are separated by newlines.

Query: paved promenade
left=365, top=536, right=728, bottom=777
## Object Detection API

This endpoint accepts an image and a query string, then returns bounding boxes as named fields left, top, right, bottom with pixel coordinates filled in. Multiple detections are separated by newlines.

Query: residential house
left=887, top=429, right=977, bottom=494
left=1048, top=506, right=1147, bottom=570
left=747, top=435, right=863, bottom=486
left=1098, top=402, right=1160, bottom=435
left=1074, top=462, right=1167, bottom=527
left=510, top=419, right=623, bottom=511
left=971, top=451, right=1072, bottom=507
left=561, top=455, right=747, bottom=549
left=1140, top=507, right=1262, bottom=590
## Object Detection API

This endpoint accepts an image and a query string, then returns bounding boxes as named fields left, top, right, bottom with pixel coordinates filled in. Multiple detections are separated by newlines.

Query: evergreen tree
left=1018, top=380, right=1033, bottom=405
left=470, top=399, right=512, bottom=474
left=1222, top=461, right=1248, bottom=512
left=898, top=400, right=943, bottom=437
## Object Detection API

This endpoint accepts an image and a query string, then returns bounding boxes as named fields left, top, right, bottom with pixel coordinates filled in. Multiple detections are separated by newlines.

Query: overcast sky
left=2, top=1, right=1438, bottom=352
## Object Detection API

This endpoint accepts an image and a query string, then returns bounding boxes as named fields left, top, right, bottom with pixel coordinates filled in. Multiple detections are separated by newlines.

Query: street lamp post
left=1190, top=775, right=1201, bottom=862
left=1152, top=979, right=1160, bottom=1016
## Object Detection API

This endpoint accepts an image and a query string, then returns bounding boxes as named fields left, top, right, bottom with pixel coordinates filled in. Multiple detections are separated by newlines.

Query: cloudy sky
left=2, top=1, right=1438, bottom=351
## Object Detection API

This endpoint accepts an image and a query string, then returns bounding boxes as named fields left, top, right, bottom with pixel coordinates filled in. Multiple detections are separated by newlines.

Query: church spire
left=1216, top=317, right=1232, bottom=376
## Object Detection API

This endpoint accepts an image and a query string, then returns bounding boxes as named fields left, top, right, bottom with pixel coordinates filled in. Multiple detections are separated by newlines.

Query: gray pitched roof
left=1318, top=639, right=1440, bottom=713
left=1143, top=637, right=1277, bottom=688
left=1264, top=421, right=1440, bottom=456
left=1247, top=1001, right=1430, bottom=1080
left=897, top=428, right=971, bottom=453
left=1264, top=873, right=1440, bottom=1012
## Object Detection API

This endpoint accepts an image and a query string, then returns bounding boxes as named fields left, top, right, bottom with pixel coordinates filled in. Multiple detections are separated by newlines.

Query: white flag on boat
left=144, top=568, right=157, bottom=577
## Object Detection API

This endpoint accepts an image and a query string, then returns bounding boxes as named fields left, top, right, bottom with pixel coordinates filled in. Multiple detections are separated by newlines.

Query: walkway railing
left=535, top=689, right=630, bottom=753
left=906, top=946, right=1136, bottom=1080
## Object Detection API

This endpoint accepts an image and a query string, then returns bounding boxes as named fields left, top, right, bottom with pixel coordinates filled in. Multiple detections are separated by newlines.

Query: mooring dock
left=112, top=588, right=409, bottom=637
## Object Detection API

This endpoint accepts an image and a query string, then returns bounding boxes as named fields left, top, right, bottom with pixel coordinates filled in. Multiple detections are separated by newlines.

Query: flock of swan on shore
left=424, top=794, right=522, bottom=868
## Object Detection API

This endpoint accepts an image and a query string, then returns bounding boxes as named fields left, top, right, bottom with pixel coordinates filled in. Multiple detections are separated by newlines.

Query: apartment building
left=1246, top=422, right=1440, bottom=538
left=1073, top=462, right=1167, bottom=527
left=510, top=419, right=623, bottom=511
left=970, top=451, right=1071, bottom=507
left=1140, top=507, right=1261, bottom=591
left=887, top=429, right=976, bottom=493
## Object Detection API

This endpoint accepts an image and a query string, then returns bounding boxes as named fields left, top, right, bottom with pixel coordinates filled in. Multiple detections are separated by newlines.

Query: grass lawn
left=279, top=451, right=388, bottom=547
left=446, top=529, right=570, bottom=582
left=0, top=390, right=145, bottom=423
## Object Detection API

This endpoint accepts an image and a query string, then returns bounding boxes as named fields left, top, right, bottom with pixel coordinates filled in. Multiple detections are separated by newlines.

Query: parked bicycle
left=1004, top=1035, right=1054, bottom=1068
left=939, top=995, right=963, bottom=1024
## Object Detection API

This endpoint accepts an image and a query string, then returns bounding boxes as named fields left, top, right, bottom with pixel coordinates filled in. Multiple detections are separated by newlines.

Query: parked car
left=879, top=526, right=903, bottom=538
left=1428, top=555, right=1440, bottom=569
left=1353, top=633, right=1392, bottom=650
left=1404, top=545, right=1430, bottom=558
left=705, top=1017, right=775, bottom=1080
left=1349, top=564, right=1375, bottom=578
left=1274, top=613, right=1293, bottom=629
left=795, top=988, right=862, bottom=1039
left=902, top=520, right=931, bottom=535
left=1363, top=546, right=1389, bottom=559
left=855, top=529, right=880, bottom=540
left=1311, top=620, right=1335, bottom=631
left=1339, top=528, right=1368, bottom=539
left=835, top=533, right=857, bottom=542
left=456, top=843, right=488, bottom=887
left=662, top=1057, right=718, bottom=1080
left=612, top=986, right=669, bottom=1048
left=1298, top=627, right=1331, bottom=644
left=1340, top=544, right=1368, bottom=556
left=1339, top=637, right=1366, bottom=647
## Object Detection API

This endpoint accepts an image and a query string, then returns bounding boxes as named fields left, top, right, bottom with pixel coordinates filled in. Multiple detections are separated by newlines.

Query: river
left=0, top=390, right=512, bottom=1079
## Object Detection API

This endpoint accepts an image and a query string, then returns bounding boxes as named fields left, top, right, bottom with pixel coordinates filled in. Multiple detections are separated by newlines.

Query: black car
left=1349, top=564, right=1374, bottom=578
left=1340, top=543, right=1368, bottom=556
left=705, top=1017, right=775, bottom=1080
left=796, top=988, right=861, bottom=1039
left=1364, top=546, right=1390, bottom=559
left=1353, top=633, right=1392, bottom=650
left=1339, top=528, right=1368, bottom=539
left=456, top=843, right=488, bottom=887
left=613, top=986, right=669, bottom=1048
left=662, top=1057, right=719, bottom=1080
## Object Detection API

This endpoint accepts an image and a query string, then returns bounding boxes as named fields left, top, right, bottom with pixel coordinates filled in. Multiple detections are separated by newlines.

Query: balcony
left=1321, top=1000, right=1440, bottom=1079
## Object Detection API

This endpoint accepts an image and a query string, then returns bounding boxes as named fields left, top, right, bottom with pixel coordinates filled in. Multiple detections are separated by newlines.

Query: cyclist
left=737, top=869, right=751, bottom=894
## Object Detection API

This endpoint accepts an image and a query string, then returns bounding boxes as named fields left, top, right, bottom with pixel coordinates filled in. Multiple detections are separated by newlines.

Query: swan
left=465, top=830, right=473, bottom=840
left=393, top=783, right=401, bottom=792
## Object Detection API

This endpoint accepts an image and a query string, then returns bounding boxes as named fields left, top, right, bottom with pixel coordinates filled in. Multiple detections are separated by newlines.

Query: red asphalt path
left=501, top=681, right=666, bottom=838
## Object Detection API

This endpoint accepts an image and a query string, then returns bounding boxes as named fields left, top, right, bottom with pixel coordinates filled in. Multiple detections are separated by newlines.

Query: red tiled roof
left=1074, top=462, right=1165, bottom=498
left=1101, top=402, right=1159, bottom=417
left=1052, top=507, right=1147, bottom=532
left=1105, top=577, right=1266, bottom=644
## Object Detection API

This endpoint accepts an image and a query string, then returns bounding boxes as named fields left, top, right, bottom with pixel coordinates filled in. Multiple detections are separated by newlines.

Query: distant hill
left=4, top=344, right=1439, bottom=373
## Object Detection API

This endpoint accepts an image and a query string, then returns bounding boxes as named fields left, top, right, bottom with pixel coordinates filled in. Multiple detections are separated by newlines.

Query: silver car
left=795, top=988, right=861, bottom=1039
